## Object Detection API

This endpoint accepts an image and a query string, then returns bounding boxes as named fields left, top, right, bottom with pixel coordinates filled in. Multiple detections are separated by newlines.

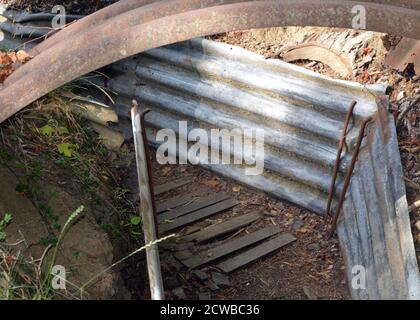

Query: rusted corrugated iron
left=385, top=37, right=420, bottom=74
left=281, top=43, right=354, bottom=78
left=0, top=0, right=419, bottom=124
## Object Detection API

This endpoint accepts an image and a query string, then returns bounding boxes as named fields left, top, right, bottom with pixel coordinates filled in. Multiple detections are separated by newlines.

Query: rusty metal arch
left=27, top=0, right=420, bottom=57
left=0, top=0, right=419, bottom=123
left=28, top=0, right=420, bottom=57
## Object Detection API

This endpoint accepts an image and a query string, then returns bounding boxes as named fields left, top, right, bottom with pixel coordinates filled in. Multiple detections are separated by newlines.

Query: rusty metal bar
left=325, top=100, right=357, bottom=219
left=328, top=116, right=374, bottom=237
left=5, top=0, right=245, bottom=86
left=29, top=0, right=420, bottom=58
left=29, top=0, right=159, bottom=55
left=0, top=0, right=419, bottom=123
left=131, top=101, right=164, bottom=300
left=136, top=102, right=159, bottom=235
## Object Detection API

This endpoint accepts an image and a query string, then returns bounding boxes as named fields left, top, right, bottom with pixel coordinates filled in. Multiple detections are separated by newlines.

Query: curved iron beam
left=360, top=0, right=420, bottom=10
left=29, top=0, right=159, bottom=55
left=5, top=0, right=419, bottom=86
left=29, top=0, right=420, bottom=57
left=5, top=0, right=239, bottom=86
left=0, top=0, right=419, bottom=123
left=6, top=0, right=160, bottom=84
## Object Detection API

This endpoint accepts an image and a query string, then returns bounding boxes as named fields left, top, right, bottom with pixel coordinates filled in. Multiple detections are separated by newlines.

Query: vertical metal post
left=131, top=100, right=165, bottom=300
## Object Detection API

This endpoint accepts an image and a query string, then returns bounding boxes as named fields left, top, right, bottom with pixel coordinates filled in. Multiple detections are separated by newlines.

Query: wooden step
left=156, top=194, right=197, bottom=213
left=183, top=211, right=261, bottom=243
left=159, top=198, right=238, bottom=234
left=177, top=225, right=282, bottom=269
left=158, top=193, right=230, bottom=223
left=154, top=177, right=193, bottom=196
left=216, top=233, right=296, bottom=273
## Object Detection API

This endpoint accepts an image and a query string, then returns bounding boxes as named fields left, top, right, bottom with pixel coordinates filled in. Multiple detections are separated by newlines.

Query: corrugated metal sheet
left=95, top=38, right=419, bottom=300
left=100, top=37, right=387, bottom=215
left=338, top=101, right=420, bottom=299
left=0, top=5, right=80, bottom=50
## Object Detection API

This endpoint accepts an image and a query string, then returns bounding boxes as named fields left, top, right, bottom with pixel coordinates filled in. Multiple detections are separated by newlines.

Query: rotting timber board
left=159, top=198, right=238, bottom=234
left=217, top=233, right=296, bottom=273
left=156, top=194, right=197, bottom=213
left=158, top=192, right=230, bottom=222
left=176, top=226, right=282, bottom=269
left=154, top=177, right=193, bottom=195
left=182, top=211, right=260, bottom=243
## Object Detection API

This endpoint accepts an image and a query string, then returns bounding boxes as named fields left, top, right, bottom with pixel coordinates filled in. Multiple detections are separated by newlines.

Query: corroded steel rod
left=325, top=100, right=357, bottom=219
left=138, top=103, right=158, bottom=235
left=328, top=116, right=373, bottom=237
left=131, top=100, right=164, bottom=300
left=4, top=0, right=242, bottom=86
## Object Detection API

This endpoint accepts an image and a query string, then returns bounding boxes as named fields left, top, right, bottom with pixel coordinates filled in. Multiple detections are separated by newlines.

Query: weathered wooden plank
left=158, top=193, right=230, bottom=222
left=156, top=194, right=196, bottom=213
left=159, top=198, right=238, bottom=234
left=217, top=233, right=296, bottom=273
left=179, top=226, right=282, bottom=269
left=154, top=177, right=193, bottom=195
left=173, top=250, right=194, bottom=260
left=161, top=242, right=195, bottom=252
left=183, top=212, right=260, bottom=243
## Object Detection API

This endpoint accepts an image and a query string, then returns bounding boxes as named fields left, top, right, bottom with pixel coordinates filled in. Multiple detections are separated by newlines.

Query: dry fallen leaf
left=203, top=178, right=220, bottom=188
left=0, top=54, right=13, bottom=65
left=161, top=166, right=172, bottom=176
left=232, top=186, right=241, bottom=193
left=0, top=65, right=13, bottom=83
left=0, top=50, right=32, bottom=84
left=16, top=50, right=32, bottom=64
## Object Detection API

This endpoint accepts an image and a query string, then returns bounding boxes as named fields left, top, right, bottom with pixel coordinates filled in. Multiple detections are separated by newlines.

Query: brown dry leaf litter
left=0, top=50, right=32, bottom=83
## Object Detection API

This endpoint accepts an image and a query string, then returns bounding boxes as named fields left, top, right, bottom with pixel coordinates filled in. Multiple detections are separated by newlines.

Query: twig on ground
left=408, top=200, right=420, bottom=213
left=404, top=177, right=420, bottom=191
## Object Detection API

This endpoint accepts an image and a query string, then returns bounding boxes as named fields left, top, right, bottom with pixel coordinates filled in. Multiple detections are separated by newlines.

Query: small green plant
left=46, top=206, right=84, bottom=278
left=129, top=215, right=141, bottom=226
left=73, top=251, right=82, bottom=261
left=40, top=236, right=58, bottom=247
left=40, top=124, right=54, bottom=137
left=0, top=206, right=85, bottom=300
left=57, top=143, right=77, bottom=158
left=0, top=147, right=14, bottom=164
left=0, top=213, right=12, bottom=241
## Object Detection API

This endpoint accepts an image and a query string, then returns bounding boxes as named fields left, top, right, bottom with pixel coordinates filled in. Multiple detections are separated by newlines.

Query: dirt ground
left=0, top=98, right=143, bottom=299
left=149, top=160, right=349, bottom=300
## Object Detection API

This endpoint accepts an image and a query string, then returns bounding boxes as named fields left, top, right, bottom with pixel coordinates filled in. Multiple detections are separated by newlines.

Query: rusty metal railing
left=0, top=0, right=419, bottom=124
